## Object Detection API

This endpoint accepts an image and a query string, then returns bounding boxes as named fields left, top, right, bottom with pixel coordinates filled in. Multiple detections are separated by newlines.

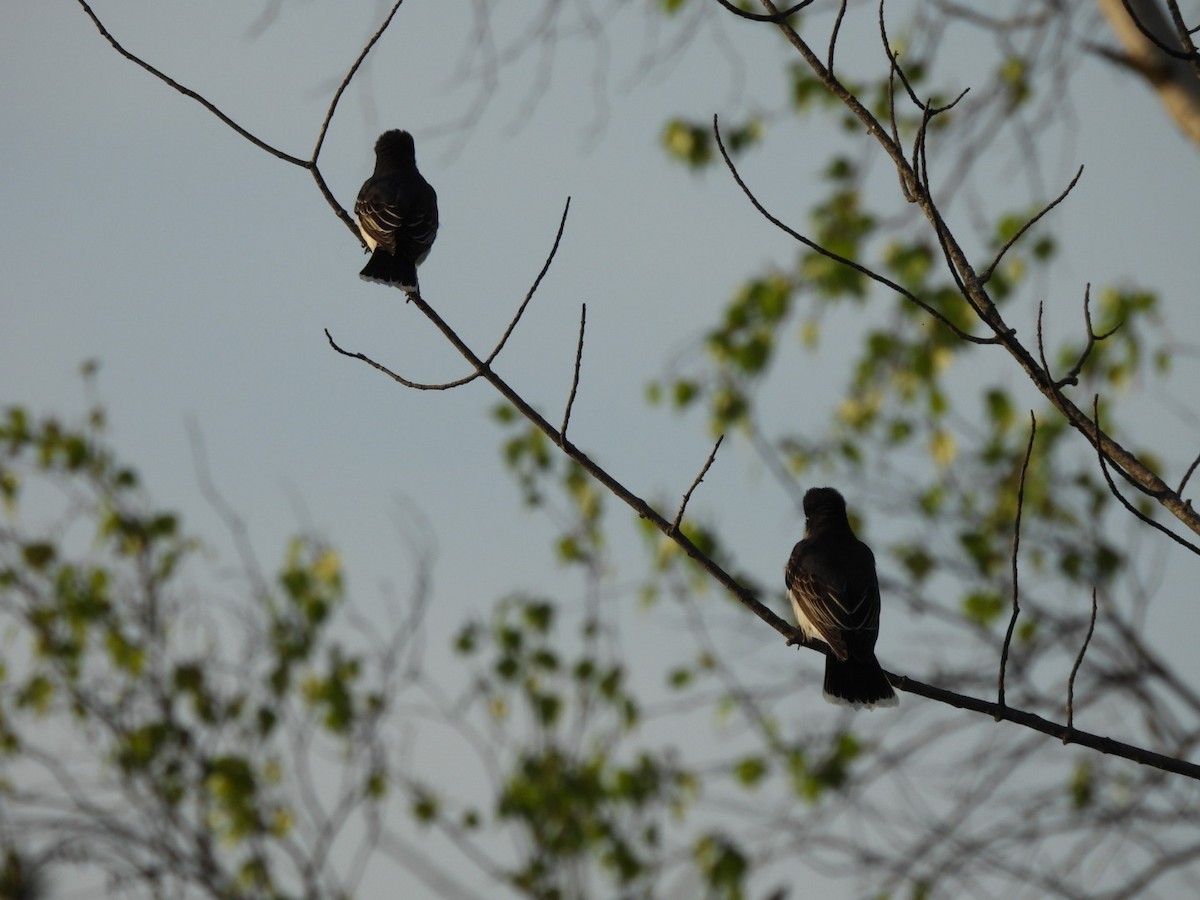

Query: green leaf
left=734, top=756, right=767, bottom=787
left=962, top=591, right=1005, bottom=628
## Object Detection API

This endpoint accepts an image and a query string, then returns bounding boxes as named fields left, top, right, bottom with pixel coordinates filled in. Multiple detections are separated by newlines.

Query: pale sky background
left=4, top=1, right=1200, bottom=897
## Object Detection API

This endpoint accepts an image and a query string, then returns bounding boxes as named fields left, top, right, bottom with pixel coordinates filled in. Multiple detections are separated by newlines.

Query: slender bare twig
left=1090, top=396, right=1200, bottom=556
left=1066, top=589, right=1099, bottom=733
left=1163, top=0, right=1200, bottom=80
left=671, top=435, right=725, bottom=533
left=827, top=0, right=849, bottom=78
left=710, top=0, right=814, bottom=24
left=482, top=197, right=572, bottom=367
left=980, top=166, right=1085, bottom=285
left=1177, top=450, right=1200, bottom=496
left=75, top=0, right=398, bottom=243
left=324, top=329, right=477, bottom=391
left=712, top=115, right=999, bottom=345
left=1119, top=0, right=1198, bottom=61
left=1053, top=285, right=1123, bottom=389
left=998, top=412, right=1037, bottom=710
left=325, top=199, right=573, bottom=392
left=312, top=0, right=407, bottom=164
left=74, top=1, right=307, bottom=167
left=561, top=304, right=587, bottom=439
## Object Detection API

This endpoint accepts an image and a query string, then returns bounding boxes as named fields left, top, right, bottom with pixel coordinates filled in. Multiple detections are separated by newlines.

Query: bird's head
left=803, top=487, right=850, bottom=532
left=374, top=130, right=416, bottom=167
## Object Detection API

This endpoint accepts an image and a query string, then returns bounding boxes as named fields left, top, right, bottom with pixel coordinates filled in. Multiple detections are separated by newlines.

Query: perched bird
left=785, top=487, right=898, bottom=709
left=355, top=130, right=438, bottom=292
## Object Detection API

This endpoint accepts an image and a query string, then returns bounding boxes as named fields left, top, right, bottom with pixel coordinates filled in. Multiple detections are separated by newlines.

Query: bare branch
left=1054, top=285, right=1123, bottom=389
left=888, top=669, right=1200, bottom=780
left=981, top=166, right=1085, bottom=285
left=827, top=0, right=848, bottom=78
left=1119, top=0, right=1199, bottom=61
left=324, top=328, right=482, bottom=391
left=482, top=197, right=572, bottom=367
left=1066, top=589, right=1099, bottom=733
left=671, top=435, right=725, bottom=533
left=323, top=199, right=574, bottom=392
left=998, top=411, right=1036, bottom=710
left=75, top=1, right=307, bottom=168
left=709, top=0, right=814, bottom=24
left=738, top=0, right=1200, bottom=539
left=1090, top=395, right=1200, bottom=556
left=712, top=115, right=1000, bottom=345
left=560, top=304, right=587, bottom=439
left=1177, top=449, right=1200, bottom=496
left=311, top=0, right=407, bottom=164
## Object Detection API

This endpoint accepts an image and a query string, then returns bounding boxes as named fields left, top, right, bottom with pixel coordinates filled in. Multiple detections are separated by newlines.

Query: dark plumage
left=355, top=130, right=438, bottom=292
left=785, top=487, right=897, bottom=709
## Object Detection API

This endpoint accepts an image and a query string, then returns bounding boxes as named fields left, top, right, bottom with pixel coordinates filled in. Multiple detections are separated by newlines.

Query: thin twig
left=827, top=0, right=849, bottom=78
left=1054, top=285, right=1123, bottom=389
left=1090, top=395, right=1200, bottom=556
left=998, top=411, right=1037, bottom=710
left=1066, top=589, right=1098, bottom=734
left=981, top=166, right=1085, bottom=285
left=324, top=329, right=481, bottom=391
left=712, top=115, right=999, bottom=345
left=672, top=435, right=725, bottom=533
left=1177, top=450, right=1200, bottom=496
left=75, top=1, right=307, bottom=168
left=483, top=197, right=572, bottom=366
left=711, top=0, right=814, bottom=23
left=1119, top=0, right=1198, bottom=61
left=311, top=0, right=407, bottom=164
left=561, top=305, right=587, bottom=439
left=325, top=199, right=573, bottom=391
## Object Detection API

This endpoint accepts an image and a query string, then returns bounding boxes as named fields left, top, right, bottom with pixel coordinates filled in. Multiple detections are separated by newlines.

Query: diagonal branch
left=1090, top=396, right=1200, bottom=556
left=311, top=0, right=407, bottom=165
left=672, top=435, right=725, bottom=533
left=713, top=115, right=1000, bottom=346
left=75, top=0, right=307, bottom=168
left=76, top=0, right=1200, bottom=782
left=560, top=304, right=587, bottom=439
left=981, top=166, right=1085, bottom=285
left=744, top=0, right=1200, bottom=539
left=333, top=296, right=1200, bottom=779
left=482, top=198, right=572, bottom=367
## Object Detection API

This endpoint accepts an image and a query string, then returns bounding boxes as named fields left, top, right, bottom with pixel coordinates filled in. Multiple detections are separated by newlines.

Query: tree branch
left=981, top=166, right=1085, bottom=285
left=747, top=0, right=1200, bottom=539
left=712, top=115, right=1000, bottom=346
left=560, top=304, right=587, bottom=439
left=998, top=412, right=1036, bottom=710
left=672, top=435, right=725, bottom=533
left=1066, top=589, right=1098, bottom=733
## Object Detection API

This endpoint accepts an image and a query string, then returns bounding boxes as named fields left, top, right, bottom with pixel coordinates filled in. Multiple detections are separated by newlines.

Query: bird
left=355, top=130, right=438, bottom=293
left=785, top=487, right=898, bottom=709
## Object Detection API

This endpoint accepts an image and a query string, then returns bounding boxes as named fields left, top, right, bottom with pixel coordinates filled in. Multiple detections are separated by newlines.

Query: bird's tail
left=360, top=249, right=418, bottom=292
left=823, top=654, right=898, bottom=710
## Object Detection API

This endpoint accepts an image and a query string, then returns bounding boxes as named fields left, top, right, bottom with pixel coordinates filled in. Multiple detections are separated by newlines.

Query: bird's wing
left=355, top=177, right=438, bottom=258
left=355, top=179, right=405, bottom=252
left=785, top=539, right=880, bottom=659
